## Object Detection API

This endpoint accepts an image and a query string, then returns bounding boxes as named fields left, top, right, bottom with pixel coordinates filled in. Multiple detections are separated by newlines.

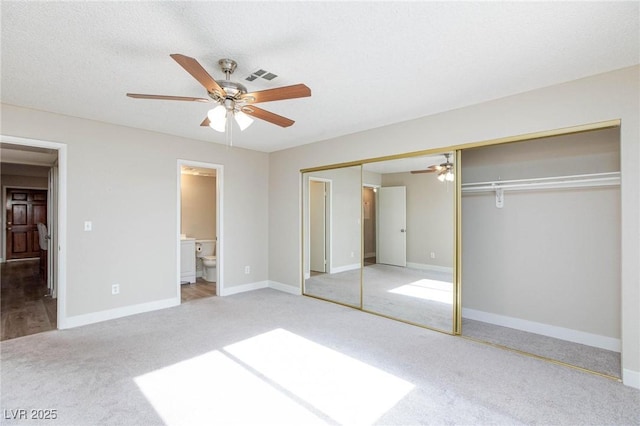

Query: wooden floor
left=1, top=259, right=56, bottom=341
left=181, top=278, right=216, bottom=302
left=1, top=263, right=213, bottom=340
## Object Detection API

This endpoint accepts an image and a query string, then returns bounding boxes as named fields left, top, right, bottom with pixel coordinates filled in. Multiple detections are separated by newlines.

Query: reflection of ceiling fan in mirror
left=126, top=54, right=311, bottom=132
left=411, top=153, right=455, bottom=182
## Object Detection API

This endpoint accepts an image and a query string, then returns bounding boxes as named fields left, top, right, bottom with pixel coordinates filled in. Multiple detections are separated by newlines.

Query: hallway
left=1, top=259, right=56, bottom=341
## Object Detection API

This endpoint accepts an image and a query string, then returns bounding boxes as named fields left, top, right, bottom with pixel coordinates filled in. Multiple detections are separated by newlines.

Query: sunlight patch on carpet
left=135, top=328, right=413, bottom=425
left=224, top=328, right=414, bottom=425
left=135, top=350, right=325, bottom=425
left=388, top=279, right=453, bottom=304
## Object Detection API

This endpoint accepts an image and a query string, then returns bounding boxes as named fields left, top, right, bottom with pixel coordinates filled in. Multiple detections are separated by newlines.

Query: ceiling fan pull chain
left=226, top=111, right=233, bottom=147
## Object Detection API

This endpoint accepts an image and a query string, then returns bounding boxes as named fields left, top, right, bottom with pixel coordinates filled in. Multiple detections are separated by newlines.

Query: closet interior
left=460, top=127, right=621, bottom=378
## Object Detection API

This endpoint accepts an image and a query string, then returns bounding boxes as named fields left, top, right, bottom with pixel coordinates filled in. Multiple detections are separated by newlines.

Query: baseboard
left=330, top=263, right=361, bottom=274
left=219, top=280, right=268, bottom=296
left=60, top=297, right=180, bottom=329
left=268, top=280, right=302, bottom=295
left=462, top=308, right=621, bottom=352
left=406, top=262, right=453, bottom=274
left=623, top=369, right=640, bottom=389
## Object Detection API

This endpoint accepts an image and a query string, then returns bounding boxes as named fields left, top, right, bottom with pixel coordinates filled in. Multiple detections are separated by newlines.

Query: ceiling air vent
left=246, top=69, right=278, bottom=82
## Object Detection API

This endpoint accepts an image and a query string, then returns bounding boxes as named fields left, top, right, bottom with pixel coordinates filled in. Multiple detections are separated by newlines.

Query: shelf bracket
left=495, top=185, right=504, bottom=208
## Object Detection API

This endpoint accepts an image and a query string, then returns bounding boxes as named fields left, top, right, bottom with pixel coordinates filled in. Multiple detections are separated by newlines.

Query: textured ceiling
left=1, top=2, right=638, bottom=153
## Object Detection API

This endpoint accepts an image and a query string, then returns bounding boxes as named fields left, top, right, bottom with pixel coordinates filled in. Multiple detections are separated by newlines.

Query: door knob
left=400, top=229, right=406, bottom=233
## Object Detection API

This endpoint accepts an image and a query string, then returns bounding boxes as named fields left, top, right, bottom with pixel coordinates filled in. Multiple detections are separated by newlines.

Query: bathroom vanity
left=180, top=237, right=196, bottom=284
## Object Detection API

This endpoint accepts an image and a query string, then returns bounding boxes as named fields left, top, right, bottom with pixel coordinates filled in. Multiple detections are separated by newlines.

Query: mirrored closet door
left=303, top=166, right=362, bottom=307
left=361, top=153, right=457, bottom=333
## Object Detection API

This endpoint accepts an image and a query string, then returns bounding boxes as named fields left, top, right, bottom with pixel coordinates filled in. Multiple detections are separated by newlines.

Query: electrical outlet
left=244, top=265, right=250, bottom=274
left=84, top=221, right=92, bottom=231
left=351, top=251, right=355, bottom=258
left=430, top=252, right=436, bottom=259
left=111, top=284, right=120, bottom=295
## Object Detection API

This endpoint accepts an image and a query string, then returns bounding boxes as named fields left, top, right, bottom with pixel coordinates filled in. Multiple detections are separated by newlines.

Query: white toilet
left=195, top=239, right=217, bottom=282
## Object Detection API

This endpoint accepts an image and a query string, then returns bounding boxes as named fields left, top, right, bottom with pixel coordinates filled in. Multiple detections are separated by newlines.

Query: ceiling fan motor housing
left=218, top=58, right=237, bottom=75
left=214, top=80, right=248, bottom=97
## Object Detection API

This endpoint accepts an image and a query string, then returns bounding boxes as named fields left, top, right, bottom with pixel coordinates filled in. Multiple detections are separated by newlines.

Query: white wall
left=462, top=188, right=620, bottom=337
left=1, top=103, right=269, bottom=321
left=180, top=174, right=216, bottom=240
left=1, top=174, right=48, bottom=188
left=268, top=65, right=640, bottom=386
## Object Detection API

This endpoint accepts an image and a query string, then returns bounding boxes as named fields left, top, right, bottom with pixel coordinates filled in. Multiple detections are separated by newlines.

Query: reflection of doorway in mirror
left=363, top=186, right=376, bottom=266
left=309, top=180, right=328, bottom=275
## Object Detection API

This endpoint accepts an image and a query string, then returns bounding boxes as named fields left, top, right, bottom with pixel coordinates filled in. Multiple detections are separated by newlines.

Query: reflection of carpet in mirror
left=304, top=264, right=454, bottom=332
left=363, top=264, right=453, bottom=332
left=305, top=268, right=361, bottom=307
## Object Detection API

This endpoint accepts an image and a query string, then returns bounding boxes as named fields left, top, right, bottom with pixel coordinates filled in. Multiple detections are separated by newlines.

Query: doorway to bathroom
left=177, top=160, right=223, bottom=303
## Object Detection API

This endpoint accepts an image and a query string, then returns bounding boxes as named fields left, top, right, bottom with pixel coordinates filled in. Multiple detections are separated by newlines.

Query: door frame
left=177, top=160, right=223, bottom=298
left=362, top=184, right=380, bottom=261
left=0, top=134, right=67, bottom=328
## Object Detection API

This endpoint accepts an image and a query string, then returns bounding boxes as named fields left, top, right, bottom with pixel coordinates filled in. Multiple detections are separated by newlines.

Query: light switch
left=84, top=221, right=92, bottom=231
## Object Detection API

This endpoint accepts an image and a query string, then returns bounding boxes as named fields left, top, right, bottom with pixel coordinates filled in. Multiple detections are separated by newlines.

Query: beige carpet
left=1, top=289, right=639, bottom=425
left=462, top=318, right=621, bottom=378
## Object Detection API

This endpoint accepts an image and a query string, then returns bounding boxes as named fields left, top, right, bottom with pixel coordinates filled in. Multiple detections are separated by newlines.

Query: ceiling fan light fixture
left=207, top=105, right=227, bottom=132
left=437, top=168, right=454, bottom=182
left=234, top=110, right=254, bottom=131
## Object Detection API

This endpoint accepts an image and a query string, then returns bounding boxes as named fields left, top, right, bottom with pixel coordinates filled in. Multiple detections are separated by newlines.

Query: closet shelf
left=461, top=172, right=620, bottom=193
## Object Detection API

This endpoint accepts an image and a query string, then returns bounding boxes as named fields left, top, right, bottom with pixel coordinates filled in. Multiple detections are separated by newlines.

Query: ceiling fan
left=126, top=54, right=311, bottom=132
left=411, top=153, right=455, bottom=182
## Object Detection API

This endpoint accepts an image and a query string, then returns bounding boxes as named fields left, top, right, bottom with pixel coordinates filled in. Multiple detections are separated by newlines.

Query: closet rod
left=462, top=172, right=620, bottom=193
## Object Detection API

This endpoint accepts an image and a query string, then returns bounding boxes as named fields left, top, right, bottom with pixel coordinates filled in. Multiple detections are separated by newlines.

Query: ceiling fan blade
left=242, top=106, right=295, bottom=128
left=127, top=93, right=209, bottom=102
left=200, top=117, right=211, bottom=127
left=411, top=165, right=445, bottom=174
left=170, top=54, right=225, bottom=95
left=243, top=84, right=311, bottom=104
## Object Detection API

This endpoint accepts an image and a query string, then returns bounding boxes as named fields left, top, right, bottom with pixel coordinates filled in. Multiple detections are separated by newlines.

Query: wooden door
left=6, top=188, right=47, bottom=260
